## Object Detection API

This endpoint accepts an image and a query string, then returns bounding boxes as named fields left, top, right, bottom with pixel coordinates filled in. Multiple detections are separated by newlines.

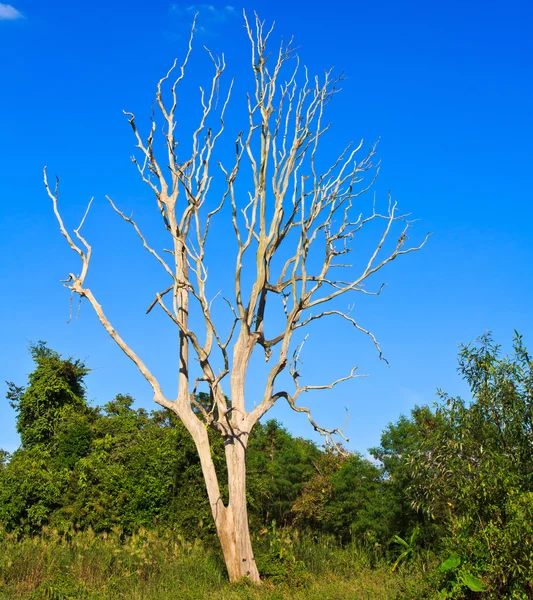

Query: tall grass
left=0, top=527, right=435, bottom=599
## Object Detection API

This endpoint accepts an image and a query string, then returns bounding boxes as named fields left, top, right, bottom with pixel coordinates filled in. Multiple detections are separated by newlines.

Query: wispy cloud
left=170, top=4, right=237, bottom=36
left=0, top=3, right=24, bottom=20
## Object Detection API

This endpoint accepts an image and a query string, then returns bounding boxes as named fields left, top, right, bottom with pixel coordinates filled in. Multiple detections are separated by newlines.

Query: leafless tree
left=45, top=13, right=429, bottom=583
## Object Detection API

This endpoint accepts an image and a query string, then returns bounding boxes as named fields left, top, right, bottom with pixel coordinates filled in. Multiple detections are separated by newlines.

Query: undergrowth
left=0, top=527, right=436, bottom=599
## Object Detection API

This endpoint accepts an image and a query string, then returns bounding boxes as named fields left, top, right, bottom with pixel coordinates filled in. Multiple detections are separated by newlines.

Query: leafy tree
left=291, top=450, right=390, bottom=544
left=408, top=333, right=533, bottom=599
left=6, top=341, right=89, bottom=449
left=247, top=420, right=320, bottom=528
left=58, top=394, right=223, bottom=536
left=2, top=342, right=90, bottom=531
left=291, top=449, right=342, bottom=530
left=370, top=406, right=441, bottom=547
left=0, top=446, right=70, bottom=532
left=325, top=453, right=387, bottom=543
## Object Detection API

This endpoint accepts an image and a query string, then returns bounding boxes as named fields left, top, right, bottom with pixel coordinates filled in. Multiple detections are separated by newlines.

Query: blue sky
left=1, top=0, right=531, bottom=454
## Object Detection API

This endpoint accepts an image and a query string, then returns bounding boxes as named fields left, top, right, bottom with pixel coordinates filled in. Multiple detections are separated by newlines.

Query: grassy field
left=0, top=528, right=437, bottom=599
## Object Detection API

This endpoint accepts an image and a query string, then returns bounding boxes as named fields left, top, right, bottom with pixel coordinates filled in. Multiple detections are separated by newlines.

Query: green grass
left=0, top=528, right=436, bottom=599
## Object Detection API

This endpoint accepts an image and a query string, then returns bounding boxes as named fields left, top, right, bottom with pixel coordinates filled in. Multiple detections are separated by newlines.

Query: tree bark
left=218, top=438, right=260, bottom=583
left=184, top=411, right=260, bottom=583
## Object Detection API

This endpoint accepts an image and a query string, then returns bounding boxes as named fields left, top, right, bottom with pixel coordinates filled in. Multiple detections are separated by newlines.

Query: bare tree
left=45, top=14, right=429, bottom=583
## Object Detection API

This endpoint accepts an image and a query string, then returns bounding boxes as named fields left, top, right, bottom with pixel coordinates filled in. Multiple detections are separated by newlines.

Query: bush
left=408, top=333, right=533, bottom=598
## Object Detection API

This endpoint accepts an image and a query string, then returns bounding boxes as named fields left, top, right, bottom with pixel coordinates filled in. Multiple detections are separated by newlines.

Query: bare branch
left=270, top=390, right=352, bottom=449
left=295, top=309, right=389, bottom=363
left=45, top=170, right=173, bottom=412
left=106, top=196, right=176, bottom=281
left=146, top=285, right=173, bottom=314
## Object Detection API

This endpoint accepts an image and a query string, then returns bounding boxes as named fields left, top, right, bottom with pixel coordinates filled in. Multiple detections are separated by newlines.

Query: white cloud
left=0, top=3, right=23, bottom=20
left=170, top=3, right=237, bottom=36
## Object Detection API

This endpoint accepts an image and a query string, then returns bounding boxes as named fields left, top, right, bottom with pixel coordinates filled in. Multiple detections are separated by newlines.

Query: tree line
left=2, top=333, right=533, bottom=598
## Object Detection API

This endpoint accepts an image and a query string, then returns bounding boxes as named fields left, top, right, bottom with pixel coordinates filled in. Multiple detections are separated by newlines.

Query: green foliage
left=58, top=398, right=215, bottom=535
left=1, top=346, right=323, bottom=541
left=254, top=522, right=309, bottom=585
left=0, top=446, right=70, bottom=533
left=407, top=332, right=533, bottom=598
left=0, top=450, right=9, bottom=469
left=370, top=406, right=441, bottom=548
left=291, top=449, right=390, bottom=544
left=390, top=526, right=419, bottom=572
left=326, top=452, right=390, bottom=544
left=290, top=448, right=341, bottom=527
left=246, top=420, right=320, bottom=528
left=437, top=553, right=486, bottom=598
left=440, top=554, right=461, bottom=571
left=6, top=342, right=89, bottom=450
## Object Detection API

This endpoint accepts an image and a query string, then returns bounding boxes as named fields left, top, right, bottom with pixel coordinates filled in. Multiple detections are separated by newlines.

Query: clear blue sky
left=1, top=0, right=531, bottom=454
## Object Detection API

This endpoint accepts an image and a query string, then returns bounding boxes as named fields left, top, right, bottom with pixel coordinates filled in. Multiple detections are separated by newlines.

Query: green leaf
left=463, top=573, right=486, bottom=592
left=440, top=553, right=461, bottom=571
left=408, top=525, right=419, bottom=546
left=392, top=534, right=410, bottom=548
left=390, top=550, right=410, bottom=572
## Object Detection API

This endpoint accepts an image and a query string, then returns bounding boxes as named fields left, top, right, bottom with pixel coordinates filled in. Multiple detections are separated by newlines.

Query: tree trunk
left=217, top=437, right=260, bottom=583
left=186, top=415, right=260, bottom=583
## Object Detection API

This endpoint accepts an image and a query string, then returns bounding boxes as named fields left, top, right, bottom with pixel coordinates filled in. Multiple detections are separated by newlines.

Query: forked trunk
left=188, top=418, right=260, bottom=583
left=217, top=438, right=260, bottom=583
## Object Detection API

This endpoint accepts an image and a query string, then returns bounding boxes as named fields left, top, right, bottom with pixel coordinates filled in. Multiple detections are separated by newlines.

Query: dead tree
left=45, top=14, right=429, bottom=583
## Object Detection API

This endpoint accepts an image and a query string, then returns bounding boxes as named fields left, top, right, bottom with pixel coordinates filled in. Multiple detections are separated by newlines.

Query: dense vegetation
left=1, top=334, right=532, bottom=598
